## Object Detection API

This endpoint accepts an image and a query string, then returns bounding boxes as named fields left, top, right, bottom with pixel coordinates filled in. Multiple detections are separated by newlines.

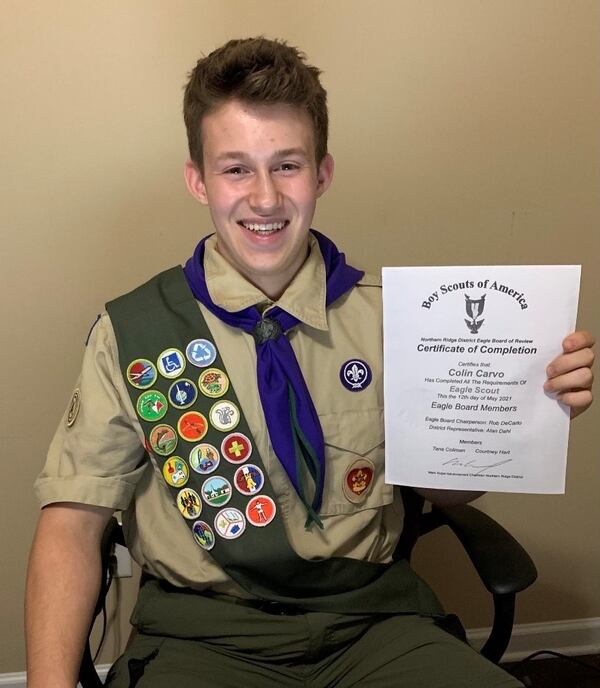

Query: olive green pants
left=105, top=594, right=522, bottom=687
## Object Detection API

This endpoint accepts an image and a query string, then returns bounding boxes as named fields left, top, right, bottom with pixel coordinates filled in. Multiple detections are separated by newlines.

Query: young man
left=26, top=38, right=594, bottom=688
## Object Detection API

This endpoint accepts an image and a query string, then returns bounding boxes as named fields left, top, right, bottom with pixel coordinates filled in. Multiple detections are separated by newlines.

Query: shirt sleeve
left=34, top=313, right=147, bottom=510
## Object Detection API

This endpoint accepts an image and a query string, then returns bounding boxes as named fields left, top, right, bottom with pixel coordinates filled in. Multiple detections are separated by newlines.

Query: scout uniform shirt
left=35, top=234, right=405, bottom=598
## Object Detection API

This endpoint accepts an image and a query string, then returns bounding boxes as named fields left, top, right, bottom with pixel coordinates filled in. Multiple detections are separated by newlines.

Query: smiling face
left=184, top=100, right=334, bottom=299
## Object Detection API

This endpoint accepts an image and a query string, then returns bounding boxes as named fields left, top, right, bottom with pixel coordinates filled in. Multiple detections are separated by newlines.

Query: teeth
left=242, top=221, right=285, bottom=233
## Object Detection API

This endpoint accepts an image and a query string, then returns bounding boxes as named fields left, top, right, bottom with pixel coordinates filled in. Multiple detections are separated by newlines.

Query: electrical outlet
left=113, top=543, right=132, bottom=578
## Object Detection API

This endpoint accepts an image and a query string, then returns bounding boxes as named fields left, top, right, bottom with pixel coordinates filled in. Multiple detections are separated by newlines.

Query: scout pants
left=105, top=590, right=523, bottom=687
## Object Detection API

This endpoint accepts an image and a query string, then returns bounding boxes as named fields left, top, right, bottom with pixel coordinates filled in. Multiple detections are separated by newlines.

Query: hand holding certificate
left=383, top=266, right=581, bottom=493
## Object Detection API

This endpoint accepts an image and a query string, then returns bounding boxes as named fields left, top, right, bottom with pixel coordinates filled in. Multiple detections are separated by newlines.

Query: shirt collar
left=203, top=233, right=328, bottom=331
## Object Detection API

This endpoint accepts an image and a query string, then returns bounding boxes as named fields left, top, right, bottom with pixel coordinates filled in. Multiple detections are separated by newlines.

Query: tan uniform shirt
left=36, top=234, right=405, bottom=596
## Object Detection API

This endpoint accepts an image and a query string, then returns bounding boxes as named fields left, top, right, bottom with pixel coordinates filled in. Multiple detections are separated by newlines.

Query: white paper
left=382, top=266, right=580, bottom=493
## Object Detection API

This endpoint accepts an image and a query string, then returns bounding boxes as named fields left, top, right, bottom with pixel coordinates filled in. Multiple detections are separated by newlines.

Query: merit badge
left=162, top=456, right=189, bottom=487
left=214, top=508, right=246, bottom=539
left=201, top=476, right=232, bottom=508
left=157, top=348, right=186, bottom=379
left=177, top=411, right=208, bottom=442
left=137, top=390, right=168, bottom=422
left=177, top=488, right=202, bottom=519
left=186, top=339, right=217, bottom=368
left=168, top=378, right=198, bottom=409
left=198, top=368, right=229, bottom=398
left=192, top=520, right=215, bottom=550
left=234, top=464, right=264, bottom=496
left=66, top=388, right=81, bottom=428
left=189, top=443, right=220, bottom=475
left=148, top=424, right=178, bottom=456
left=339, top=359, right=372, bottom=392
left=209, top=400, right=240, bottom=432
left=221, top=432, right=252, bottom=464
left=126, top=359, right=157, bottom=389
left=245, top=495, right=276, bottom=527
left=342, top=458, right=375, bottom=504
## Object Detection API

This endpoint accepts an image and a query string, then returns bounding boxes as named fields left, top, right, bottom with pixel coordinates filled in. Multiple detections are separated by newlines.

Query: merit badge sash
left=107, top=267, right=441, bottom=615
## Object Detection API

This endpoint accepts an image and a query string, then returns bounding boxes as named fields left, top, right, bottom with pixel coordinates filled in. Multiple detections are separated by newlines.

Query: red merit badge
left=245, top=495, right=276, bottom=527
left=342, top=459, right=375, bottom=504
left=221, top=432, right=252, bottom=464
left=177, top=411, right=208, bottom=442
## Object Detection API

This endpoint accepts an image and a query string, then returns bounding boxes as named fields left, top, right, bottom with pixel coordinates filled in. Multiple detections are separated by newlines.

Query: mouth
left=238, top=220, right=289, bottom=236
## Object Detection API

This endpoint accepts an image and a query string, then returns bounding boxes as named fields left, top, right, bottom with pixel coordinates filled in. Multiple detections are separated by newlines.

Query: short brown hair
left=183, top=37, right=328, bottom=169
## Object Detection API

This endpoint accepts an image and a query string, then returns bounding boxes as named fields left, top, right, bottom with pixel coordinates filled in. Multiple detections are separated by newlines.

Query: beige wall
left=1, top=0, right=598, bottom=674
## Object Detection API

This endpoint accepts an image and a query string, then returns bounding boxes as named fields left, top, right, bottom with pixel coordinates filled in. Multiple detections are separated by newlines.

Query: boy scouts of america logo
left=464, top=294, right=486, bottom=334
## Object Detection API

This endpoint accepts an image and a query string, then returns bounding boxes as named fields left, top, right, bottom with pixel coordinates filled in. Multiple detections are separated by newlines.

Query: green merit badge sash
left=107, top=267, right=441, bottom=615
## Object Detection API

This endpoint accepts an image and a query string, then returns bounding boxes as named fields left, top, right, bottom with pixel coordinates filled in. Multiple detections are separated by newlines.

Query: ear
left=316, top=153, right=334, bottom=198
left=184, top=159, right=209, bottom=205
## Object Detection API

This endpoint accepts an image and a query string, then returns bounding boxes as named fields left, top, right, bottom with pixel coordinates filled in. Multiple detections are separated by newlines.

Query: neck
left=248, top=274, right=294, bottom=301
left=216, top=245, right=311, bottom=302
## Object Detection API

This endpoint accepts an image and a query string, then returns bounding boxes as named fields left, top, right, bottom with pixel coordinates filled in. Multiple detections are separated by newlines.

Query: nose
left=248, top=170, right=281, bottom=213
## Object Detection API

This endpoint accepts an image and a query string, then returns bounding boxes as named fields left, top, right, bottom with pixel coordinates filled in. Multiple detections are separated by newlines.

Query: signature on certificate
left=441, top=457, right=513, bottom=476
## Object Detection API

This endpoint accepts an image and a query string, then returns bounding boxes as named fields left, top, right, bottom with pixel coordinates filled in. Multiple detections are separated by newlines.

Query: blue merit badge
left=340, top=359, right=372, bottom=392
left=157, top=348, right=186, bottom=378
left=186, top=338, right=217, bottom=368
left=168, top=379, right=198, bottom=409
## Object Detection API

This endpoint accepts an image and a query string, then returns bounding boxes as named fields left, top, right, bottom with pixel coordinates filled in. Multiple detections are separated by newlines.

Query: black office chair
left=394, top=487, right=537, bottom=662
left=79, top=489, right=537, bottom=687
left=79, top=517, right=126, bottom=688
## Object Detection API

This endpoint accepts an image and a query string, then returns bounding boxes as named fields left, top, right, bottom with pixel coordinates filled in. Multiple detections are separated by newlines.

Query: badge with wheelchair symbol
left=157, top=348, right=186, bottom=379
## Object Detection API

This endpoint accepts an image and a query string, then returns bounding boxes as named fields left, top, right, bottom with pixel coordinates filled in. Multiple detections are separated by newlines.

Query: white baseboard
left=3, top=618, right=600, bottom=685
left=467, top=616, right=600, bottom=662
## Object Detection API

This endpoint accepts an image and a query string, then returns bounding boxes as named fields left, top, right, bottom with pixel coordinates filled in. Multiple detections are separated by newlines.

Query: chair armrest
left=80, top=517, right=125, bottom=688
left=429, top=503, right=537, bottom=596
left=94, top=516, right=125, bottom=617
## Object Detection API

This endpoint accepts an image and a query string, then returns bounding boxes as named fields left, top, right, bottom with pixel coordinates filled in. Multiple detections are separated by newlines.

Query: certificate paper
left=382, top=266, right=580, bottom=493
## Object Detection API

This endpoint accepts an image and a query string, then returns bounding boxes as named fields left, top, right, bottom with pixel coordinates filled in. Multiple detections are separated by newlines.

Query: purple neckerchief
left=183, top=230, right=363, bottom=524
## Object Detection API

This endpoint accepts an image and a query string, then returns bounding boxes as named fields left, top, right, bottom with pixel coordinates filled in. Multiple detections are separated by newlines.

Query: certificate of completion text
left=382, top=266, right=580, bottom=493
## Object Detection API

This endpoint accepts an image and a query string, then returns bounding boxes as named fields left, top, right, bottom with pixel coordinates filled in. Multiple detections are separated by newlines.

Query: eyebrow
left=214, top=148, right=309, bottom=163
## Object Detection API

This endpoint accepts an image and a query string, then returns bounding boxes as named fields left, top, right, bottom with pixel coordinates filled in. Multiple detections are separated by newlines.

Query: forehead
left=200, top=100, right=315, bottom=158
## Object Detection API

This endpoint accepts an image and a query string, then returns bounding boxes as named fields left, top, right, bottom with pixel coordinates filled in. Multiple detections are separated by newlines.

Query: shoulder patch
left=66, top=388, right=81, bottom=427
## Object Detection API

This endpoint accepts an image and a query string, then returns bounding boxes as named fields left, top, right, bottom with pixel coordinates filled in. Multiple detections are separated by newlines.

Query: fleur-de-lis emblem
left=340, top=359, right=372, bottom=391
left=348, top=364, right=365, bottom=383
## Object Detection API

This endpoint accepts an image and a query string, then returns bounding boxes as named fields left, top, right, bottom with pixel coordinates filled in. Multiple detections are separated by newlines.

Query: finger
left=556, top=389, right=593, bottom=419
left=544, top=366, right=594, bottom=394
left=546, top=347, right=595, bottom=378
left=562, top=330, right=596, bottom=353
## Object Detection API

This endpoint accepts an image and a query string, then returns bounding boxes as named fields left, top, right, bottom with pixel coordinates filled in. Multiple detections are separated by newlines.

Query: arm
left=25, top=502, right=114, bottom=688
left=415, top=331, right=595, bottom=507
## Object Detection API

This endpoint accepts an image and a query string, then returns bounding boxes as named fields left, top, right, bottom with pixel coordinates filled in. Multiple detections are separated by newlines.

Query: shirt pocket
left=319, top=407, right=392, bottom=516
